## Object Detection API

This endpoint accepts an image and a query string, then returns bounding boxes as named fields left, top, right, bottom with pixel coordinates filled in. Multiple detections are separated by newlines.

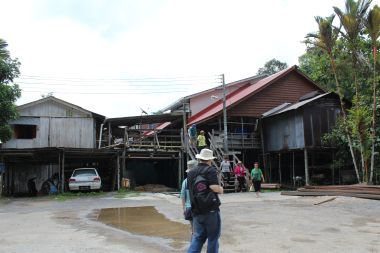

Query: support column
left=278, top=153, right=282, bottom=184
left=178, top=151, right=182, bottom=189
left=292, top=151, right=295, bottom=188
left=108, top=122, right=112, bottom=146
left=122, top=127, right=127, bottom=180
left=116, top=154, right=120, bottom=191
left=61, top=151, right=65, bottom=192
left=332, top=151, right=335, bottom=185
left=304, top=149, right=310, bottom=185
left=269, top=154, right=272, bottom=183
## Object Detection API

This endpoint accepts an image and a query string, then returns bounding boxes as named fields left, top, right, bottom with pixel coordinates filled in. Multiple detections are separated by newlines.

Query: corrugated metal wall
left=263, top=98, right=341, bottom=152
left=263, top=111, right=305, bottom=152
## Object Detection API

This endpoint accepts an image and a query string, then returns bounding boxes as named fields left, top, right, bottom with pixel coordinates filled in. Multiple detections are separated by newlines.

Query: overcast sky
left=1, top=0, right=347, bottom=117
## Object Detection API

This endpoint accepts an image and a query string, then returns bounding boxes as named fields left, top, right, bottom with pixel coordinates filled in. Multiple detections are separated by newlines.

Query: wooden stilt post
left=122, top=127, right=127, bottom=180
left=278, top=153, right=282, bottom=184
left=178, top=151, right=182, bottom=189
left=292, top=151, right=295, bottom=188
left=61, top=151, right=65, bottom=193
left=304, top=148, right=309, bottom=185
left=269, top=154, right=272, bottom=183
left=117, top=154, right=120, bottom=191
left=332, top=151, right=335, bottom=185
left=108, top=122, right=112, bottom=146
left=58, top=152, right=61, bottom=193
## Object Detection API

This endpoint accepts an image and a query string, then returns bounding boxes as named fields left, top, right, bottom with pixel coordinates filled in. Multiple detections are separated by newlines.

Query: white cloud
left=1, top=0, right=346, bottom=117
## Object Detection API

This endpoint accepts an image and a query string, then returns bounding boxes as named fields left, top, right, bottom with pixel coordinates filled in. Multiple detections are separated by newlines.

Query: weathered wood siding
left=3, top=117, right=95, bottom=148
left=303, top=99, right=341, bottom=148
left=263, top=111, right=305, bottom=152
left=3, top=99, right=96, bottom=149
left=19, top=100, right=90, bottom=118
left=5, top=164, right=59, bottom=194
left=228, top=72, right=323, bottom=117
left=263, top=97, right=341, bottom=152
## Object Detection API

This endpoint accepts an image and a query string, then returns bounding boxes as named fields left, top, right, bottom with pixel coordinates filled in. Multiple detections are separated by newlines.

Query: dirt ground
left=0, top=192, right=380, bottom=253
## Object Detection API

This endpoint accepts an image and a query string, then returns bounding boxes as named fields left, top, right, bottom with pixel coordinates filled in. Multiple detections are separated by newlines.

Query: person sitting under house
left=233, top=161, right=246, bottom=192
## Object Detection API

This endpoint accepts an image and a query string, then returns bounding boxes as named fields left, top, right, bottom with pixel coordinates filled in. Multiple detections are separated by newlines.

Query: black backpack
left=190, top=165, right=221, bottom=214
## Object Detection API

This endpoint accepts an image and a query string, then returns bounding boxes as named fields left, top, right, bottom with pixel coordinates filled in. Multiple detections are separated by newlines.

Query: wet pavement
left=1, top=192, right=380, bottom=253
left=96, top=206, right=190, bottom=249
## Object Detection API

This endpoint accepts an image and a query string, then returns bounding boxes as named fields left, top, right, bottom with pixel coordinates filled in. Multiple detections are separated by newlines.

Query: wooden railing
left=210, top=130, right=261, bottom=150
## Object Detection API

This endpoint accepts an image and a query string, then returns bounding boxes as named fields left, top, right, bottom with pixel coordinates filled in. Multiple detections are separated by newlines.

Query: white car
left=69, top=168, right=102, bottom=191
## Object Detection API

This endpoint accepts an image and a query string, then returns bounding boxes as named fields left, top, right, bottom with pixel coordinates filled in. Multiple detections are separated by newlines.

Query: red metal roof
left=187, top=65, right=324, bottom=125
left=143, top=121, right=172, bottom=136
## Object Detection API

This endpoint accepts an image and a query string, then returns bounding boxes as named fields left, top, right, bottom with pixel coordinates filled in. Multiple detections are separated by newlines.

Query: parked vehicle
left=69, top=168, right=101, bottom=191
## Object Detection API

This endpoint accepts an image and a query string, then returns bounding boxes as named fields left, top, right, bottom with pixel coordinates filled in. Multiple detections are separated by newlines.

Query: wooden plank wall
left=228, top=72, right=323, bottom=117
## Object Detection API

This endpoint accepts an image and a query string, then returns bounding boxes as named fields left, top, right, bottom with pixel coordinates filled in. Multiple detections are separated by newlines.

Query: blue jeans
left=187, top=211, right=221, bottom=253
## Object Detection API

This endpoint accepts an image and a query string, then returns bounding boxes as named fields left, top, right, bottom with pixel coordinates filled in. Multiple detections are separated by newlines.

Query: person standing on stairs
left=220, top=156, right=232, bottom=183
left=197, top=130, right=207, bottom=150
left=188, top=124, right=197, bottom=147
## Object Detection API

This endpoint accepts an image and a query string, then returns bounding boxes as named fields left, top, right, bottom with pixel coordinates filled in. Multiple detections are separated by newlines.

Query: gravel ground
left=0, top=192, right=379, bottom=253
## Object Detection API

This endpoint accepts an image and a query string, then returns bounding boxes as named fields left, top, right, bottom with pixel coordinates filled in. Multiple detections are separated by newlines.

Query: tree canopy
left=299, top=0, right=380, bottom=184
left=0, top=38, right=21, bottom=143
left=256, top=58, right=288, bottom=76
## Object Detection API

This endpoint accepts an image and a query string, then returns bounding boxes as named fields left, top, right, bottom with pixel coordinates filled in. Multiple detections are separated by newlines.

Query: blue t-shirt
left=180, top=178, right=191, bottom=209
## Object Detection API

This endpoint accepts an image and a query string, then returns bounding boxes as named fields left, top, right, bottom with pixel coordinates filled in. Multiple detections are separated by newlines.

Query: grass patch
left=114, top=189, right=141, bottom=199
left=52, top=191, right=106, bottom=201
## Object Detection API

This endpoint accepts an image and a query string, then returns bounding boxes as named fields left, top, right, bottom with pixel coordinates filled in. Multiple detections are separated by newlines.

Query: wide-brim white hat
left=195, top=148, right=216, bottom=160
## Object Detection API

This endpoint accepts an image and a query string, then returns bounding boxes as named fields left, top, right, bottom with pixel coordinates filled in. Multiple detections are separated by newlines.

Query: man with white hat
left=187, top=148, right=223, bottom=253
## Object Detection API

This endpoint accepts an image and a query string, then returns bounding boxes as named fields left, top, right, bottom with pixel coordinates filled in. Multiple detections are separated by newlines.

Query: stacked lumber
left=261, top=183, right=281, bottom=189
left=281, top=185, right=380, bottom=200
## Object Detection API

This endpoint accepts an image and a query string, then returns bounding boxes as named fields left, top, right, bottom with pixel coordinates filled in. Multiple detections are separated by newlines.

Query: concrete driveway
left=0, top=192, right=379, bottom=253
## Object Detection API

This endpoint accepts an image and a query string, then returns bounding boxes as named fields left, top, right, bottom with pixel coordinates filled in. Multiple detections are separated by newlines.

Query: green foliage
left=53, top=191, right=106, bottom=201
left=302, top=1, right=380, bottom=183
left=0, top=38, right=21, bottom=142
left=114, top=188, right=140, bottom=198
left=256, top=58, right=288, bottom=75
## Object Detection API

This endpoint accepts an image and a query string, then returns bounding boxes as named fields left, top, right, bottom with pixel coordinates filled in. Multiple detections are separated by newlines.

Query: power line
left=19, top=74, right=222, bottom=82
left=16, top=81, right=216, bottom=87
left=20, top=90, right=191, bottom=95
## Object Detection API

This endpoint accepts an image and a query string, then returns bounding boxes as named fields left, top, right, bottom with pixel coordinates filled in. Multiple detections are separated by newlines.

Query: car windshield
left=72, top=169, right=97, bottom=177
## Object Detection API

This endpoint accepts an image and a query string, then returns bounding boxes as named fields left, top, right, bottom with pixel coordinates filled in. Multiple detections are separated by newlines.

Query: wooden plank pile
left=261, top=183, right=281, bottom=189
left=281, top=185, right=380, bottom=200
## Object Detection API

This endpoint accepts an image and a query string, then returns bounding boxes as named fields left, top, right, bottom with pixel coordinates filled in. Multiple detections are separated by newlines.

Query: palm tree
left=0, top=38, right=10, bottom=60
left=365, top=5, right=380, bottom=184
left=306, top=15, right=361, bottom=183
left=334, top=0, right=372, bottom=181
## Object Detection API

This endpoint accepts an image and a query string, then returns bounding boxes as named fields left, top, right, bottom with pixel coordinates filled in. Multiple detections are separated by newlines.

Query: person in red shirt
left=233, top=161, right=246, bottom=192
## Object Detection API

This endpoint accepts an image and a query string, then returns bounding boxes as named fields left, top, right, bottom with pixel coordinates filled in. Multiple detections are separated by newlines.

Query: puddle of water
left=97, top=206, right=190, bottom=249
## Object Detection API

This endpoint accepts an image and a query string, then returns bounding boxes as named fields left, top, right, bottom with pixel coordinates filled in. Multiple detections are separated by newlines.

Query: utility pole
left=222, top=74, right=228, bottom=154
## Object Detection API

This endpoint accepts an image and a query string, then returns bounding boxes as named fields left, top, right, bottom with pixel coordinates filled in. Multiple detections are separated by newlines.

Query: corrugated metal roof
left=105, top=114, right=181, bottom=126
left=143, top=122, right=172, bottom=136
left=187, top=65, right=309, bottom=125
left=160, top=74, right=267, bottom=112
left=262, top=93, right=333, bottom=118
left=261, top=103, right=292, bottom=117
